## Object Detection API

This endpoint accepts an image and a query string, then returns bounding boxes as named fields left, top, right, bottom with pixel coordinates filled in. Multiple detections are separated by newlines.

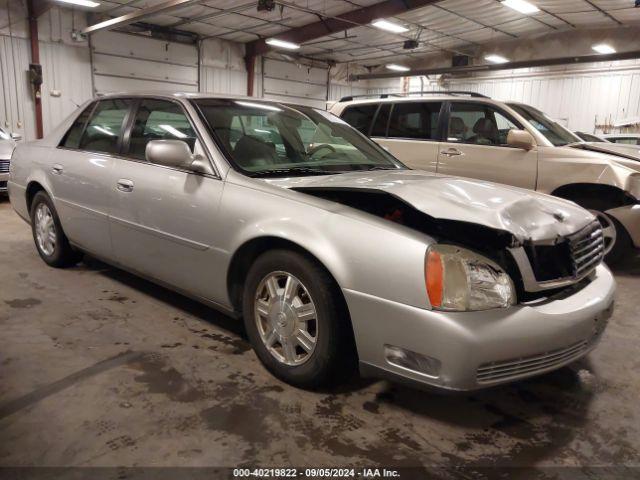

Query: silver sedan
left=8, top=93, right=615, bottom=391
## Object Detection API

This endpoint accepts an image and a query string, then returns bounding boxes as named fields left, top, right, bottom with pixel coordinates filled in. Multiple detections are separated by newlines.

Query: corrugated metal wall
left=1, top=7, right=92, bottom=140
left=410, top=60, right=640, bottom=132
left=0, top=35, right=92, bottom=140
left=200, top=37, right=247, bottom=96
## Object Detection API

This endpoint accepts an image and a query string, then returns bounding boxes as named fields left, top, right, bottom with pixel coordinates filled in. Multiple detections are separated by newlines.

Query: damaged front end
left=293, top=186, right=605, bottom=303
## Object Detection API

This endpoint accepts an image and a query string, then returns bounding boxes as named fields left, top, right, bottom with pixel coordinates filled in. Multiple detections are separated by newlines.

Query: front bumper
left=0, top=172, right=8, bottom=192
left=345, top=264, right=615, bottom=391
left=606, top=203, right=640, bottom=248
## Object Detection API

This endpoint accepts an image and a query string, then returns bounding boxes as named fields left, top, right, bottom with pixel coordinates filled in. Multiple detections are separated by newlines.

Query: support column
left=245, top=45, right=256, bottom=97
left=26, top=0, right=43, bottom=139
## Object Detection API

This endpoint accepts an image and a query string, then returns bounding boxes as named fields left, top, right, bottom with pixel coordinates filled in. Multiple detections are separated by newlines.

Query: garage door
left=262, top=57, right=328, bottom=109
left=91, top=31, right=198, bottom=94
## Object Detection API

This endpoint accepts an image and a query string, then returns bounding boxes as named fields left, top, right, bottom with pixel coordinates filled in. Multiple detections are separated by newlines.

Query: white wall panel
left=440, top=60, right=640, bottom=132
left=201, top=66, right=246, bottom=95
left=328, top=82, right=368, bottom=102
left=200, top=37, right=247, bottom=95
left=0, top=35, right=91, bottom=140
left=1, top=7, right=91, bottom=140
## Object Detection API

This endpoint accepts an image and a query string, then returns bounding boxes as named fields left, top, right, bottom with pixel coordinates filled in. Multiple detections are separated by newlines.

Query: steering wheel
left=307, top=143, right=336, bottom=158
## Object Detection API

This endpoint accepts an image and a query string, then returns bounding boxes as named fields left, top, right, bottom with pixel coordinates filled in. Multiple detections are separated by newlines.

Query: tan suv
left=330, top=92, right=640, bottom=262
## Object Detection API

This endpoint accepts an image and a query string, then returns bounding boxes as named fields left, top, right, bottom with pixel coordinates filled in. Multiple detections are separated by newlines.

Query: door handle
left=440, top=148, right=464, bottom=157
left=116, top=179, right=134, bottom=192
left=52, top=164, right=63, bottom=175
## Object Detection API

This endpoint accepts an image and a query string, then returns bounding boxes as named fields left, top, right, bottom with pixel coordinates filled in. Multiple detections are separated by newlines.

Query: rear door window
left=79, top=99, right=132, bottom=154
left=387, top=102, right=442, bottom=140
left=60, top=103, right=95, bottom=149
left=340, top=104, right=379, bottom=135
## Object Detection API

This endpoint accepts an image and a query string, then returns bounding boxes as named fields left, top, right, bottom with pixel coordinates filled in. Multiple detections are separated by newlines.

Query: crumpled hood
left=267, top=170, right=595, bottom=243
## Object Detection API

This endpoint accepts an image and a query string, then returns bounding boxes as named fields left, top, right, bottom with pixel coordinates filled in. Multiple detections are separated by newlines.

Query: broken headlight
left=425, top=244, right=516, bottom=311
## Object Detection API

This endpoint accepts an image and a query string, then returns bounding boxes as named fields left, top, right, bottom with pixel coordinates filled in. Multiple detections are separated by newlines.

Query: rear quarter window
left=60, top=103, right=95, bottom=149
left=340, top=104, right=379, bottom=135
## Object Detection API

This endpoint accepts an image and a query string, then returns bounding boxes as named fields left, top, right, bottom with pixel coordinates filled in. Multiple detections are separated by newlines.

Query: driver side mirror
left=11, top=132, right=22, bottom=141
left=146, top=139, right=209, bottom=173
left=507, top=129, right=535, bottom=151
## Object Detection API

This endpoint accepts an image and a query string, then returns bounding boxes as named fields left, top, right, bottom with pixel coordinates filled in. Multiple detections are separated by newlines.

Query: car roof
left=93, top=91, right=311, bottom=108
left=602, top=133, right=640, bottom=138
left=338, top=95, right=497, bottom=106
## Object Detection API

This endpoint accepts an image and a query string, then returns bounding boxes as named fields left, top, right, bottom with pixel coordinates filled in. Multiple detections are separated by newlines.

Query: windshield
left=508, top=103, right=581, bottom=147
left=192, top=99, right=405, bottom=177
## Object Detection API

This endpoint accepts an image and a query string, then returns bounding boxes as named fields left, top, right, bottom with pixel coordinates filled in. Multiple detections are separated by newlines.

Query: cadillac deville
left=8, top=93, right=615, bottom=391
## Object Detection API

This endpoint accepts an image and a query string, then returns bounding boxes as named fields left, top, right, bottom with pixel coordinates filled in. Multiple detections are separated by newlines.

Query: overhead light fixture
left=386, top=64, right=410, bottom=72
left=592, top=43, right=616, bottom=54
left=265, top=38, right=300, bottom=50
left=485, top=54, right=509, bottom=64
left=56, top=0, right=100, bottom=7
left=372, top=19, right=409, bottom=34
left=502, top=0, right=540, bottom=14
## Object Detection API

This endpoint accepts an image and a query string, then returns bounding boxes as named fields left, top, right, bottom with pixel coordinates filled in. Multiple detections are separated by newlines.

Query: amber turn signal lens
left=426, top=249, right=443, bottom=307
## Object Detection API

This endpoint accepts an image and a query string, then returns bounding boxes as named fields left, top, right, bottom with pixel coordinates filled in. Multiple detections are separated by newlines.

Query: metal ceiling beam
left=350, top=50, right=640, bottom=80
left=582, top=0, right=623, bottom=26
left=82, top=0, right=203, bottom=34
left=245, top=0, right=444, bottom=57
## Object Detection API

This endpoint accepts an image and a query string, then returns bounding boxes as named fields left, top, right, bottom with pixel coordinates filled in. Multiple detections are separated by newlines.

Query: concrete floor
left=1, top=197, right=639, bottom=478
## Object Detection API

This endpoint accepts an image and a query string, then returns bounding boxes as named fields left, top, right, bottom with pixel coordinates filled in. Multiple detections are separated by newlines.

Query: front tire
left=30, top=191, right=82, bottom=268
left=242, top=249, right=356, bottom=388
left=568, top=195, right=633, bottom=265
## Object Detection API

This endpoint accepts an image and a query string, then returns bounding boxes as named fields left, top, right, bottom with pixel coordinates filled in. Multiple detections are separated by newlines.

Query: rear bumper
left=345, top=264, right=615, bottom=391
left=606, top=203, right=640, bottom=248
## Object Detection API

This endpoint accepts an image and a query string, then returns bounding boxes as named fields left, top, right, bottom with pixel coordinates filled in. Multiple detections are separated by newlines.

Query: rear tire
left=242, top=249, right=356, bottom=389
left=30, top=191, right=82, bottom=268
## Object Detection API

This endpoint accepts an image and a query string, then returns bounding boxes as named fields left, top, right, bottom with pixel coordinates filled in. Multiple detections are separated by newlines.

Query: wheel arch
left=25, top=180, right=49, bottom=214
left=226, top=235, right=348, bottom=317
left=551, top=183, right=636, bottom=209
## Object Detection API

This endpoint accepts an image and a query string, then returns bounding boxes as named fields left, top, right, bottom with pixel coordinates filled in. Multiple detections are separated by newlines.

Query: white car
left=0, top=127, right=20, bottom=194
left=331, top=93, right=640, bottom=263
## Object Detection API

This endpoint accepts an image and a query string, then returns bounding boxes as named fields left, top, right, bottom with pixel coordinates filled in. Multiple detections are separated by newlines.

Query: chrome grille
left=569, top=221, right=605, bottom=278
left=477, top=340, right=590, bottom=384
left=0, top=159, right=9, bottom=173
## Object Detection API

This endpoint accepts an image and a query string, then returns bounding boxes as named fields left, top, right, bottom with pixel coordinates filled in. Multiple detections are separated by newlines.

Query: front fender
left=538, top=146, right=639, bottom=195
left=218, top=181, right=432, bottom=309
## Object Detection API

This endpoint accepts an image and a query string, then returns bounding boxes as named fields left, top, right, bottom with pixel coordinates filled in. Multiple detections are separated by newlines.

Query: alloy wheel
left=254, top=271, right=318, bottom=366
left=35, top=203, right=56, bottom=257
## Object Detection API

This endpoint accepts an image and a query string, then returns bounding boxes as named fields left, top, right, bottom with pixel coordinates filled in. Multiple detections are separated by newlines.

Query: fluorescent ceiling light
left=386, top=64, right=410, bottom=72
left=592, top=43, right=616, bottom=54
left=485, top=54, right=509, bottom=64
left=265, top=38, right=300, bottom=50
left=372, top=19, right=408, bottom=33
left=159, top=125, right=187, bottom=139
left=502, top=0, right=539, bottom=14
left=235, top=101, right=282, bottom=112
left=56, top=0, right=100, bottom=7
